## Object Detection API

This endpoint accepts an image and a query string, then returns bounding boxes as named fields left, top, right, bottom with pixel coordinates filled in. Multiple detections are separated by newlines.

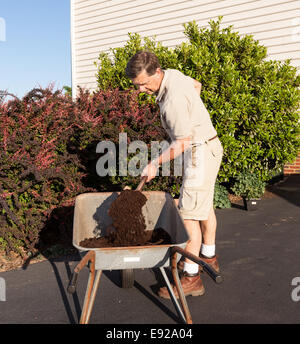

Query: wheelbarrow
left=67, top=190, right=223, bottom=324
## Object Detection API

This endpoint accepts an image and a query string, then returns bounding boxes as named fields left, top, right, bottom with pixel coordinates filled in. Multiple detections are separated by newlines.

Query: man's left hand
left=141, top=161, right=159, bottom=182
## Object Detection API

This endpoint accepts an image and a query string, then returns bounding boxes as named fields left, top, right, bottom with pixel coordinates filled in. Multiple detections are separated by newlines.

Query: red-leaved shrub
left=0, top=87, right=175, bottom=257
left=0, top=88, right=91, bottom=256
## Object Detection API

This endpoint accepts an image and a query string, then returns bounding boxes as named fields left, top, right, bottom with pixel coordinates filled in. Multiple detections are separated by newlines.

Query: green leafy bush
left=95, top=17, right=300, bottom=183
left=214, top=182, right=231, bottom=209
left=231, top=172, right=266, bottom=199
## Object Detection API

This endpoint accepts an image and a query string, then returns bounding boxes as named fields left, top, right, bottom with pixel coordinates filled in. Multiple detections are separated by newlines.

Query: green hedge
left=95, top=17, right=300, bottom=183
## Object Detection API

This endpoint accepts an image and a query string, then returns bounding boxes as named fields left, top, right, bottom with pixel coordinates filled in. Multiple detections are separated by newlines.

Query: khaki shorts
left=178, top=137, right=223, bottom=221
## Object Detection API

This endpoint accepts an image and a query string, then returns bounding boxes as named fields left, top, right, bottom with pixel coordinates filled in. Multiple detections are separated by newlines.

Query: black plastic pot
left=243, top=198, right=261, bottom=211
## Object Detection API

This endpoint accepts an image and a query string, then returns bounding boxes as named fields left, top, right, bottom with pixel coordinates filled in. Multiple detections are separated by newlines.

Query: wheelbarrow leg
left=80, top=269, right=102, bottom=324
left=79, top=262, right=96, bottom=324
left=67, top=250, right=99, bottom=324
left=159, top=267, right=189, bottom=324
left=171, top=251, right=193, bottom=324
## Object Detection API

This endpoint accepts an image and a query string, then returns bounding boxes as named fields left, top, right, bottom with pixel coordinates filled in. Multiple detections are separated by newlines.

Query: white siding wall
left=71, top=0, right=300, bottom=97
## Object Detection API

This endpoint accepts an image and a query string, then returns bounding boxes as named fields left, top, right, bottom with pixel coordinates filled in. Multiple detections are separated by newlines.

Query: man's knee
left=200, top=208, right=216, bottom=230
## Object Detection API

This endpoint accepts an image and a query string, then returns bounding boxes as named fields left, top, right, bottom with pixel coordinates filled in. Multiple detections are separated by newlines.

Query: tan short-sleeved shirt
left=156, top=69, right=217, bottom=143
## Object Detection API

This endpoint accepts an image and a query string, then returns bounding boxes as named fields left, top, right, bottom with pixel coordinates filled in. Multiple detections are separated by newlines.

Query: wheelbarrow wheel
left=121, top=269, right=135, bottom=288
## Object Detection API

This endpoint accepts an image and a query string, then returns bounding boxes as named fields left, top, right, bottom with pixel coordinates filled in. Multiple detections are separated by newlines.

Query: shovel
left=123, top=175, right=147, bottom=191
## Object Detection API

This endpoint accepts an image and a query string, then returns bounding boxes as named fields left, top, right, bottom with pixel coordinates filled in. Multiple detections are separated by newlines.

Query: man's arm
left=193, top=79, right=202, bottom=96
left=141, top=137, right=191, bottom=182
left=156, top=137, right=191, bottom=165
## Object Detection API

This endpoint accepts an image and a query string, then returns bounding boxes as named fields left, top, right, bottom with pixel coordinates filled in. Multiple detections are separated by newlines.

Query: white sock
left=201, top=244, right=215, bottom=258
left=183, top=262, right=199, bottom=274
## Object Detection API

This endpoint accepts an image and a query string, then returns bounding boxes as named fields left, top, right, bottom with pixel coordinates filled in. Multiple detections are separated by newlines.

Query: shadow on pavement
left=134, top=280, right=182, bottom=324
left=49, top=259, right=82, bottom=324
left=103, top=267, right=182, bottom=323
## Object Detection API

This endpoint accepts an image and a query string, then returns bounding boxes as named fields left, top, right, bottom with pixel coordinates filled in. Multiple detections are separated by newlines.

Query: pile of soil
left=79, top=190, right=171, bottom=248
left=80, top=227, right=171, bottom=248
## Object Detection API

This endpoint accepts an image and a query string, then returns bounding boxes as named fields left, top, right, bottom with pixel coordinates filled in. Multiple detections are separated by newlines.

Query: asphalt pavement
left=0, top=175, right=299, bottom=325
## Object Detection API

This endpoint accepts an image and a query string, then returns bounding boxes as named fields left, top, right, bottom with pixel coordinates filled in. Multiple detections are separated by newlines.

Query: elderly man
left=125, top=51, right=223, bottom=298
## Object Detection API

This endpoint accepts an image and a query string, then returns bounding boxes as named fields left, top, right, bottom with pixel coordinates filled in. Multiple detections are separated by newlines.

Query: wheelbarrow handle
left=67, top=250, right=96, bottom=294
left=172, top=246, right=223, bottom=284
left=67, top=272, right=79, bottom=294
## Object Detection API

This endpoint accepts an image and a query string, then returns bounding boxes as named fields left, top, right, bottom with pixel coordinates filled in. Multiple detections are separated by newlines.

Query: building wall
left=71, top=0, right=300, bottom=174
left=284, top=155, right=300, bottom=174
left=71, top=0, right=300, bottom=95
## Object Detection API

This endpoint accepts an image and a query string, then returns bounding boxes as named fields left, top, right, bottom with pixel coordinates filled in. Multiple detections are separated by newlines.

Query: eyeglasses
left=132, top=73, right=156, bottom=88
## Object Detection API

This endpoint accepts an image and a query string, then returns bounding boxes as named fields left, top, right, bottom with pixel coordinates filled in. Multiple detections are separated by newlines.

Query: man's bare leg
left=200, top=207, right=217, bottom=246
left=183, top=219, right=202, bottom=265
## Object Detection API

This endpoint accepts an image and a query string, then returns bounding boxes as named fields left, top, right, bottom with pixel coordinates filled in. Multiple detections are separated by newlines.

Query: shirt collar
left=156, top=70, right=168, bottom=102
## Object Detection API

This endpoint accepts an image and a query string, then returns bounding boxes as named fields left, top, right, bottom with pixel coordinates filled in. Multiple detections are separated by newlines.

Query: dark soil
left=80, top=227, right=171, bottom=248
left=79, top=190, right=171, bottom=248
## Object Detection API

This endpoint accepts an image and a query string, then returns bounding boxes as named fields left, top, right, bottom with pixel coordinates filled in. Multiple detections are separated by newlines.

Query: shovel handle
left=136, top=176, right=147, bottom=191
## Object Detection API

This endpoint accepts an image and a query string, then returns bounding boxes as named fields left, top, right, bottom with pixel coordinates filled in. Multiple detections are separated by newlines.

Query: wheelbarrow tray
left=72, top=191, right=189, bottom=271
